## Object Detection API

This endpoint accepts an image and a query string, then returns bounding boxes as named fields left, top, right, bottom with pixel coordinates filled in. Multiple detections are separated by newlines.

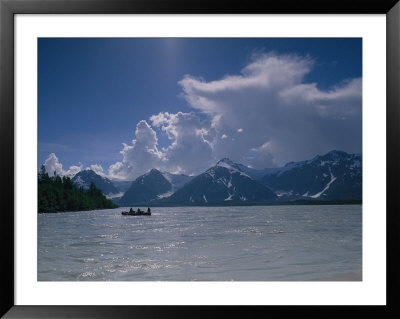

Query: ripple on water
left=38, top=205, right=362, bottom=281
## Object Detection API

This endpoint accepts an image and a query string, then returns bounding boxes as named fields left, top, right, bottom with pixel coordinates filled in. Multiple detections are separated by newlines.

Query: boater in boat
left=121, top=207, right=151, bottom=216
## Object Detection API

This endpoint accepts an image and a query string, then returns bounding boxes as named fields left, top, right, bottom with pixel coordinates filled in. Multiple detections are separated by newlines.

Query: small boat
left=121, top=210, right=151, bottom=216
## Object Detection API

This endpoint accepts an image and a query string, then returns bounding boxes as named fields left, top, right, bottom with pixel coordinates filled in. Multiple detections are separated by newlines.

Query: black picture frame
left=1, top=0, right=399, bottom=318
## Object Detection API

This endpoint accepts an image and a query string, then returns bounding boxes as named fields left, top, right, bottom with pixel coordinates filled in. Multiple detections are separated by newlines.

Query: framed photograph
left=1, top=0, right=399, bottom=318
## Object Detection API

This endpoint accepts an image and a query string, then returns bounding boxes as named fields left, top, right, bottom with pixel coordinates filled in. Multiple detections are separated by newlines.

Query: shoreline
left=38, top=201, right=362, bottom=214
left=117, top=199, right=362, bottom=208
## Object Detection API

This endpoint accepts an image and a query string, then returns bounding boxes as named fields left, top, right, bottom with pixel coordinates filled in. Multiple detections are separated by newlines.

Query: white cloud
left=107, top=161, right=127, bottom=180
left=66, top=52, right=361, bottom=180
left=65, top=165, right=82, bottom=177
left=178, top=52, right=362, bottom=168
left=150, top=111, right=215, bottom=174
left=42, top=154, right=107, bottom=179
left=108, top=120, right=164, bottom=180
left=43, top=153, right=63, bottom=176
left=43, top=153, right=82, bottom=177
left=89, top=164, right=106, bottom=176
left=106, top=112, right=216, bottom=180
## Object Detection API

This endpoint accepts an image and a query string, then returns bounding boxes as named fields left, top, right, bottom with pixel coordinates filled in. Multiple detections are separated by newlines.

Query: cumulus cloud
left=89, top=164, right=106, bottom=176
left=102, top=51, right=361, bottom=179
left=43, top=153, right=82, bottom=177
left=108, top=120, right=164, bottom=180
left=178, top=52, right=362, bottom=168
left=150, top=111, right=215, bottom=174
left=105, top=112, right=216, bottom=179
left=43, top=154, right=108, bottom=178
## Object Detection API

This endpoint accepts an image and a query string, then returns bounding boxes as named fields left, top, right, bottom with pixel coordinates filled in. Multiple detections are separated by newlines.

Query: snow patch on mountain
left=350, top=160, right=361, bottom=169
left=157, top=191, right=174, bottom=199
left=216, top=176, right=232, bottom=188
left=73, top=176, right=87, bottom=188
left=206, top=170, right=216, bottom=178
left=216, top=159, right=251, bottom=178
left=310, top=169, right=337, bottom=198
left=224, top=193, right=233, bottom=201
left=106, top=192, right=124, bottom=199
left=276, top=190, right=294, bottom=198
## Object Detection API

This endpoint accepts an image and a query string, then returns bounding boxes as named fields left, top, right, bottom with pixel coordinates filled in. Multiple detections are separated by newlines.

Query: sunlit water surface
left=38, top=205, right=361, bottom=281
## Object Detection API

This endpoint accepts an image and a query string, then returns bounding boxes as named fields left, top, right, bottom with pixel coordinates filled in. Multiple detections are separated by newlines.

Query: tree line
left=38, top=165, right=118, bottom=213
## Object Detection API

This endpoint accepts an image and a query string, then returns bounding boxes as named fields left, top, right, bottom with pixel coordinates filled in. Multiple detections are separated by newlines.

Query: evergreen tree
left=38, top=169, right=118, bottom=213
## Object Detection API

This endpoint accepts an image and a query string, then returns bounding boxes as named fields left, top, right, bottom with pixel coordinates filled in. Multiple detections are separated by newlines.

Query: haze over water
left=38, top=205, right=362, bottom=281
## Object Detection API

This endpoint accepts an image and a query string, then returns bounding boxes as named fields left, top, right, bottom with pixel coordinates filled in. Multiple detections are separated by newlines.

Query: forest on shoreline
left=38, top=166, right=118, bottom=213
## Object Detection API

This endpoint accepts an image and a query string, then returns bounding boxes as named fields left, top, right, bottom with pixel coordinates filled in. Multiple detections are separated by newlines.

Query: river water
left=38, top=205, right=362, bottom=281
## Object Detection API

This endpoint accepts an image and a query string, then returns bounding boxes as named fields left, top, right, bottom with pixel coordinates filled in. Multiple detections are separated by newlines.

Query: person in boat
left=147, top=207, right=151, bottom=214
left=137, top=208, right=141, bottom=214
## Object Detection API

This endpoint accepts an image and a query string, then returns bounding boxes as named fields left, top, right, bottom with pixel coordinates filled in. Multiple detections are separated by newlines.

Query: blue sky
left=39, top=38, right=362, bottom=180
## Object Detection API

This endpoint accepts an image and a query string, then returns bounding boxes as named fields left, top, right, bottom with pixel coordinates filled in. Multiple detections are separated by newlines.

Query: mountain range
left=260, top=150, right=362, bottom=200
left=68, top=150, right=362, bottom=206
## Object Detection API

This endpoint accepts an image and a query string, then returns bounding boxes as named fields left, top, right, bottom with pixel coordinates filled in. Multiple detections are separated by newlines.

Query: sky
left=38, top=38, right=362, bottom=181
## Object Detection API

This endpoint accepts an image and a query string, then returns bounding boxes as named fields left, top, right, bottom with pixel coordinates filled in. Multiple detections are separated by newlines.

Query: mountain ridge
left=160, top=159, right=277, bottom=205
left=261, top=150, right=362, bottom=200
left=64, top=150, right=362, bottom=206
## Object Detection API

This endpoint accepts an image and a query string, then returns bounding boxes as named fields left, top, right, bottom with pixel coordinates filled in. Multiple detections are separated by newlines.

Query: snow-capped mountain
left=119, top=169, right=172, bottom=206
left=85, top=150, right=361, bottom=206
left=71, top=169, right=119, bottom=196
left=161, top=158, right=276, bottom=205
left=261, top=150, right=362, bottom=200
